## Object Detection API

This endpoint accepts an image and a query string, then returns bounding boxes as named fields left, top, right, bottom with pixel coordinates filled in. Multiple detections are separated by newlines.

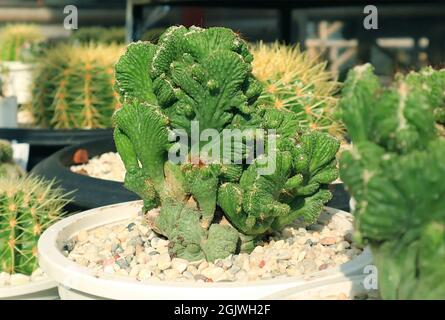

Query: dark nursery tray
left=0, top=128, right=113, bottom=170
left=31, top=138, right=138, bottom=212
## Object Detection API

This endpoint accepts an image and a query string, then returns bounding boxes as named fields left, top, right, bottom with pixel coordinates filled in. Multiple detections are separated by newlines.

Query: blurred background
left=1, top=0, right=445, bottom=80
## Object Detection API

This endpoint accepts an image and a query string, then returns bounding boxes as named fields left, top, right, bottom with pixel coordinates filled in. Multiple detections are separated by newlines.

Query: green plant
left=31, top=43, right=123, bottom=129
left=0, top=139, right=23, bottom=179
left=113, top=26, right=340, bottom=262
left=71, top=26, right=126, bottom=44
left=251, top=42, right=344, bottom=139
left=339, top=64, right=445, bottom=299
left=0, top=175, right=70, bottom=274
left=0, top=24, right=44, bottom=62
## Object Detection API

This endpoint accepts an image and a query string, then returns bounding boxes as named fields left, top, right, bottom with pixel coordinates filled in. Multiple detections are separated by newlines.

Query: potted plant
left=0, top=172, right=70, bottom=300
left=0, top=43, right=124, bottom=170
left=0, top=24, right=44, bottom=105
left=38, top=26, right=371, bottom=300
left=32, top=42, right=350, bottom=212
left=338, top=64, right=445, bottom=299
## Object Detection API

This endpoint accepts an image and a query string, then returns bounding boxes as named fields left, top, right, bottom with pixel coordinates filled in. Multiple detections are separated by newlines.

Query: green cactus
left=339, top=64, right=445, bottom=299
left=0, top=175, right=70, bottom=275
left=0, top=139, right=23, bottom=179
left=0, top=24, right=44, bottom=62
left=250, top=42, right=344, bottom=139
left=114, top=26, right=339, bottom=262
left=31, top=43, right=123, bottom=129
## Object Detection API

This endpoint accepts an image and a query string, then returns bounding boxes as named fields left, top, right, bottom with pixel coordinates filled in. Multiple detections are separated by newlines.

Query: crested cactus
left=251, top=42, right=344, bottom=139
left=0, top=175, right=70, bottom=274
left=0, top=139, right=23, bottom=179
left=339, top=64, right=445, bottom=299
left=31, top=43, right=123, bottom=129
left=114, top=26, right=339, bottom=262
left=0, top=24, right=44, bottom=62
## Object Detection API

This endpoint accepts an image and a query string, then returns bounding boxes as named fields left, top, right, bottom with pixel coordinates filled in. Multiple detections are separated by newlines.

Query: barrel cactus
left=0, top=24, right=44, bottom=62
left=31, top=43, right=123, bottom=129
left=251, top=42, right=343, bottom=139
left=0, top=139, right=23, bottom=179
left=113, top=26, right=340, bottom=262
left=0, top=175, right=70, bottom=274
left=339, top=64, right=445, bottom=299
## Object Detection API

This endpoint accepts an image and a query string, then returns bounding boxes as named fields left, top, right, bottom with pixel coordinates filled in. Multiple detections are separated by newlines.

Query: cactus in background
left=31, top=43, right=123, bottom=129
left=0, top=139, right=23, bottom=179
left=339, top=64, right=445, bottom=299
left=0, top=175, right=70, bottom=274
left=0, top=24, right=44, bottom=62
left=251, top=42, right=343, bottom=139
left=114, top=26, right=339, bottom=262
left=71, top=26, right=126, bottom=44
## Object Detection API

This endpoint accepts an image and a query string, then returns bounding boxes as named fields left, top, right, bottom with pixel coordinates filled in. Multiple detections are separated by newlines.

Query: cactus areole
left=113, top=26, right=340, bottom=262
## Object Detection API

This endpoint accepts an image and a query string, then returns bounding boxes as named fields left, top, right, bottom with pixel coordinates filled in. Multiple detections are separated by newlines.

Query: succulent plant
left=31, top=43, right=123, bottom=129
left=339, top=64, right=445, bottom=299
left=0, top=24, right=44, bottom=62
left=113, top=26, right=340, bottom=262
left=71, top=26, right=126, bottom=44
left=0, top=139, right=23, bottom=179
left=0, top=175, right=70, bottom=274
left=250, top=42, right=344, bottom=139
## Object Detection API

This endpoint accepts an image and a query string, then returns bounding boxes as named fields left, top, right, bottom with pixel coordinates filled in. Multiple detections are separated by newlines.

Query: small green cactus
left=0, top=139, right=23, bottom=179
left=31, top=43, right=123, bottom=129
left=0, top=24, right=44, bottom=62
left=251, top=42, right=344, bottom=139
left=0, top=175, right=70, bottom=274
left=113, top=26, right=340, bottom=262
left=339, top=64, right=445, bottom=299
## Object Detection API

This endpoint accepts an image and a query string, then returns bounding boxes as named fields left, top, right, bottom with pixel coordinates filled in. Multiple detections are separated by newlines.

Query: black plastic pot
left=31, top=138, right=138, bottom=212
left=326, top=182, right=351, bottom=212
left=0, top=128, right=113, bottom=170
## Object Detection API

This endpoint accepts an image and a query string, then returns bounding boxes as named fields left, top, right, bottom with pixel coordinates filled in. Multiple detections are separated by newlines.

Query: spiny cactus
left=113, top=26, right=340, bottom=262
left=0, top=139, right=23, bottom=179
left=31, top=43, right=123, bottom=129
left=250, top=42, right=343, bottom=139
left=0, top=175, right=70, bottom=275
left=339, top=64, right=445, bottom=299
left=0, top=24, right=44, bottom=62
left=71, top=26, right=126, bottom=44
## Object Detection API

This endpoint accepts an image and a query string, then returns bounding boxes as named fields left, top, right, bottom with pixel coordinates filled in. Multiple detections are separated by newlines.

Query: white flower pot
left=38, top=200, right=372, bottom=300
left=0, top=62, right=34, bottom=104
left=0, top=277, right=58, bottom=300
left=0, top=96, right=18, bottom=128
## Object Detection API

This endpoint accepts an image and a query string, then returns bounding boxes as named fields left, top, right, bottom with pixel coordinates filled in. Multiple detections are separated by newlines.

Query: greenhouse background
left=0, top=0, right=444, bottom=301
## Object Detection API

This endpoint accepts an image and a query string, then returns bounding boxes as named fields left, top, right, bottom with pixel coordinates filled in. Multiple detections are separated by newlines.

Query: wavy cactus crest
left=339, top=64, right=445, bottom=299
left=250, top=42, right=343, bottom=139
left=0, top=176, right=69, bottom=274
left=114, top=26, right=339, bottom=261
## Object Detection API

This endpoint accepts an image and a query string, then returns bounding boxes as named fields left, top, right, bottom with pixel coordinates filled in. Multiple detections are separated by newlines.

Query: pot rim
left=38, top=200, right=372, bottom=300
left=0, top=276, right=56, bottom=299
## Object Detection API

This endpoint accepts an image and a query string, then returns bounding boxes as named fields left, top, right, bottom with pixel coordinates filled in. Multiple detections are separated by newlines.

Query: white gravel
left=70, top=152, right=125, bottom=182
left=0, top=269, right=48, bottom=287
left=65, top=208, right=362, bottom=283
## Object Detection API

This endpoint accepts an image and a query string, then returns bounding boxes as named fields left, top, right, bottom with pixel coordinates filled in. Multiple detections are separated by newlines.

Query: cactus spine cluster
left=339, top=64, right=445, bottom=299
left=113, top=26, right=339, bottom=262
left=250, top=42, right=343, bottom=139
left=0, top=176, right=69, bottom=274
left=0, top=139, right=23, bottom=179
left=0, top=24, right=44, bottom=62
left=31, top=43, right=123, bottom=129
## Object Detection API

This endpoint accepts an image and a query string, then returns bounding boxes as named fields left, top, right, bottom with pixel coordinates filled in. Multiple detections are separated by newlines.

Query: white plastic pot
left=0, top=277, right=58, bottom=300
left=0, top=62, right=34, bottom=104
left=0, top=96, right=18, bottom=128
left=38, top=201, right=372, bottom=300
